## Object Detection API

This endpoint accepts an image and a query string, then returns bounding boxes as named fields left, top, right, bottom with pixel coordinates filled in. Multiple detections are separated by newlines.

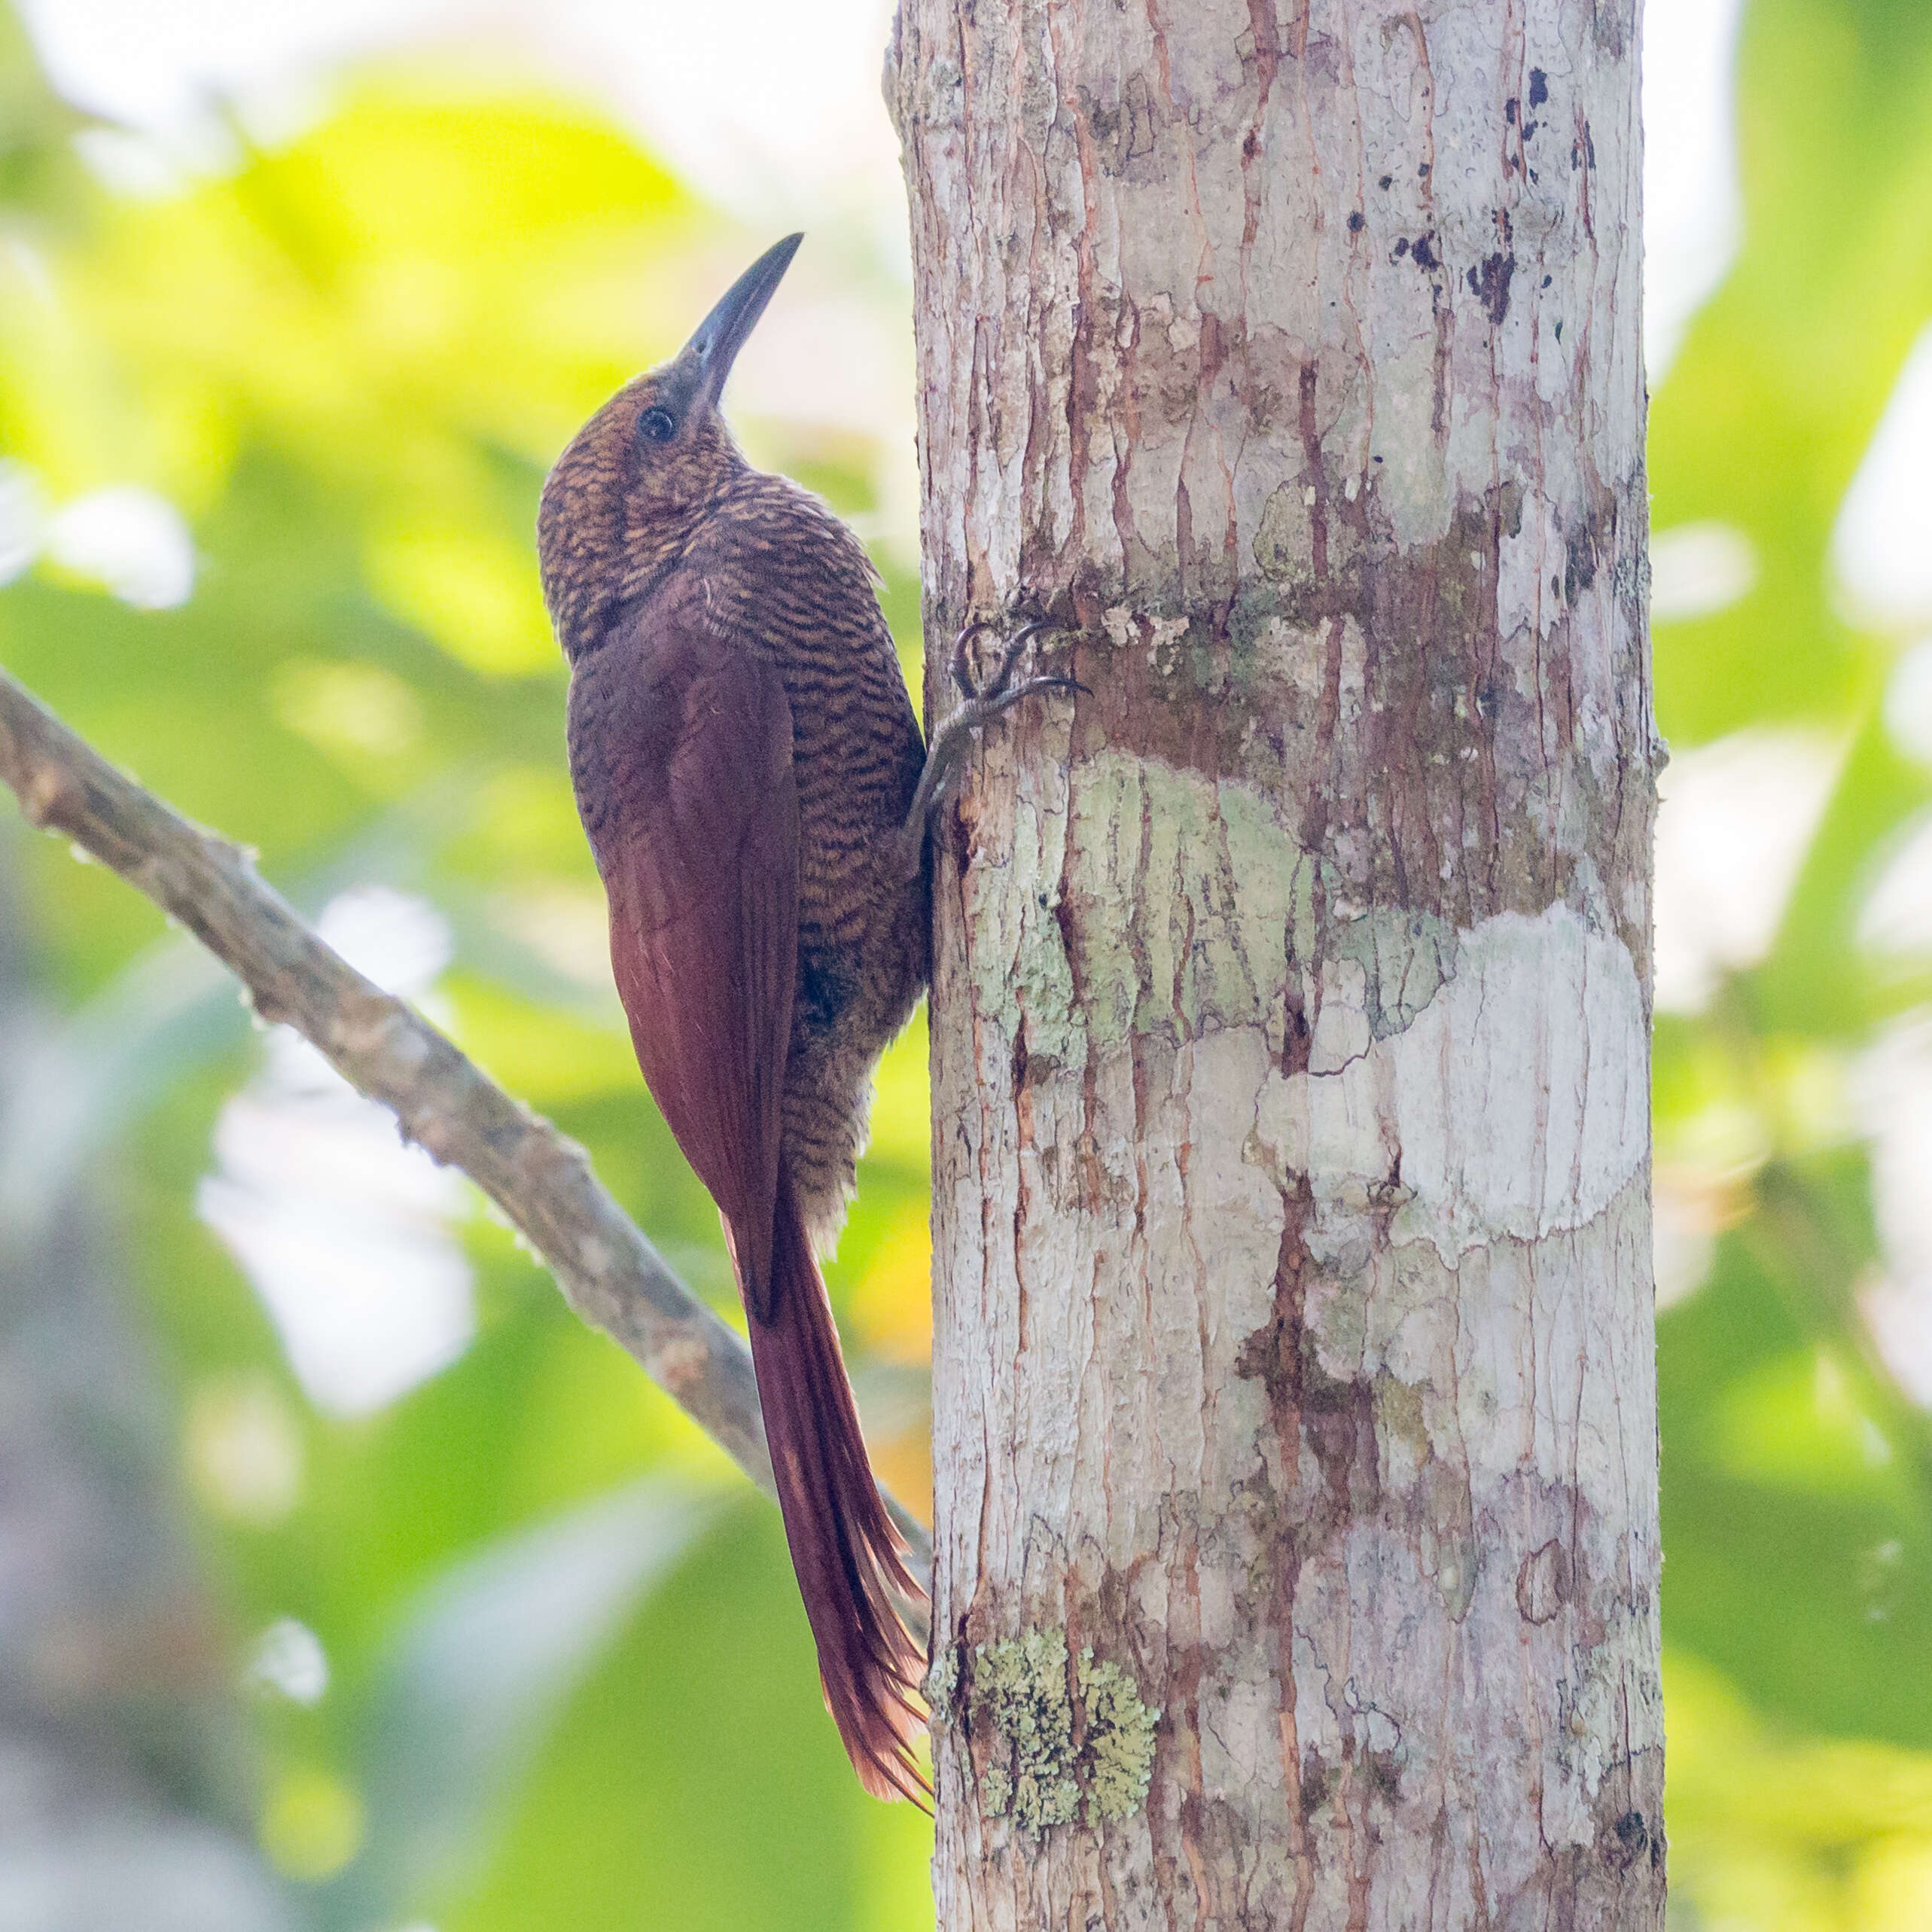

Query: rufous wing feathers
left=587, top=588, right=928, bottom=1799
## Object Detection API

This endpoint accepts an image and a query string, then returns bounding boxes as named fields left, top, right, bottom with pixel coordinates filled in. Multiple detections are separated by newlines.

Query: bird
left=537, top=233, right=1071, bottom=1801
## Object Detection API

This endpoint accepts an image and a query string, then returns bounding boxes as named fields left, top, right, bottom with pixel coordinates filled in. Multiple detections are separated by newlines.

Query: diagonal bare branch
left=0, top=665, right=933, bottom=1607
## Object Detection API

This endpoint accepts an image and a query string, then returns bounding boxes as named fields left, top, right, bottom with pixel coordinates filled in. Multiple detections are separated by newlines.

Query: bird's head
left=538, top=232, right=802, bottom=657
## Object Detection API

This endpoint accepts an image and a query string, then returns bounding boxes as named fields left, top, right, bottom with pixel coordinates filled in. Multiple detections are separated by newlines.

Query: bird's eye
left=638, top=405, right=677, bottom=443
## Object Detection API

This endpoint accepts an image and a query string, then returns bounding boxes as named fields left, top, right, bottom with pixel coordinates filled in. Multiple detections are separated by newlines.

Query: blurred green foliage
left=1650, top=0, right=1932, bottom=1924
left=0, top=16, right=933, bottom=1928
left=6, top=0, right=1932, bottom=1925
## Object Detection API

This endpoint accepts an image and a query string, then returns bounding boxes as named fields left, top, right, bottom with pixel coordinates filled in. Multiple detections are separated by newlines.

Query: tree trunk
left=886, top=3, right=1660, bottom=1926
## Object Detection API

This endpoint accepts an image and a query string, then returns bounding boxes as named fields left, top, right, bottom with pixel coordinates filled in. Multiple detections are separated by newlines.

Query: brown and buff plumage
left=538, top=236, right=930, bottom=1800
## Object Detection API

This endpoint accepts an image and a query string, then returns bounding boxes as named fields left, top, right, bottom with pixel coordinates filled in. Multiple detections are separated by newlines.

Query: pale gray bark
left=887, top=2, right=1660, bottom=1925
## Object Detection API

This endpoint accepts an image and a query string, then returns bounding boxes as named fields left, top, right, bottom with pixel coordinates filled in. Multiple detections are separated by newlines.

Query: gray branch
left=0, top=666, right=933, bottom=1604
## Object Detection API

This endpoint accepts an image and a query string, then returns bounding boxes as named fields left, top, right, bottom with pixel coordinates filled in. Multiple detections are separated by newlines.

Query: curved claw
left=948, top=623, right=983, bottom=699
left=981, top=619, right=1056, bottom=704
left=949, top=615, right=1059, bottom=702
left=896, top=626, right=1080, bottom=882
left=949, top=620, right=997, bottom=699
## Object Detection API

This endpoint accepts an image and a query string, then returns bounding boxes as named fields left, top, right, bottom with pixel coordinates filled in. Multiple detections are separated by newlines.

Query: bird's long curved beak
left=686, top=233, right=803, bottom=402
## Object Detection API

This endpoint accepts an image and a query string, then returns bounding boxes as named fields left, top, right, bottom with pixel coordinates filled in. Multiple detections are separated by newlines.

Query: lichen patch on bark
left=1077, top=1647, right=1160, bottom=1823
left=970, top=1628, right=1080, bottom=1833
left=961, top=1626, right=1161, bottom=1834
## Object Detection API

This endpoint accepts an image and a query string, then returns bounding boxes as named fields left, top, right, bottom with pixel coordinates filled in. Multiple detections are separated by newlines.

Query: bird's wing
left=590, top=587, right=799, bottom=1320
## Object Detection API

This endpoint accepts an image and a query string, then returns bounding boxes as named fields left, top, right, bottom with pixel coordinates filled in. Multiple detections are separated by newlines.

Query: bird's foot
left=894, top=618, right=1081, bottom=878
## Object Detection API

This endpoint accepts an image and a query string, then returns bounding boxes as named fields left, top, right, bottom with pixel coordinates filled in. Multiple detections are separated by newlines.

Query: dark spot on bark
left=1236, top=1304, right=1299, bottom=1415
left=1565, top=517, right=1601, bottom=604
left=1516, top=1539, right=1572, bottom=1623
left=1475, top=677, right=1504, bottom=721
left=1418, top=160, right=1431, bottom=178
left=1299, top=1751, right=1342, bottom=1821
left=1468, top=250, right=1516, bottom=323
left=1079, top=77, right=1158, bottom=172
left=1603, top=1809, right=1656, bottom=1873
left=1554, top=319, right=1564, bottom=342
left=1528, top=68, right=1548, bottom=108
left=1377, top=173, right=1393, bottom=190
left=1410, top=233, right=1439, bottom=271
left=1197, top=309, right=1227, bottom=387
left=1505, top=97, right=1517, bottom=124
left=1522, top=120, right=1539, bottom=142
left=1300, top=1355, right=1381, bottom=1509
left=1541, top=273, right=1552, bottom=288
left=1593, top=0, right=1635, bottom=59
left=1393, top=237, right=1409, bottom=257
left=1282, top=984, right=1310, bottom=1075
left=1347, top=210, right=1364, bottom=233
left=1366, top=1749, right=1403, bottom=1804
left=1238, top=1179, right=1313, bottom=1431
left=1243, top=129, right=1260, bottom=162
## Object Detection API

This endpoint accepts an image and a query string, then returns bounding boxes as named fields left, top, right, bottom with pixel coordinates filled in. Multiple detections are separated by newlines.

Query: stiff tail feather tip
left=742, top=1167, right=929, bottom=1802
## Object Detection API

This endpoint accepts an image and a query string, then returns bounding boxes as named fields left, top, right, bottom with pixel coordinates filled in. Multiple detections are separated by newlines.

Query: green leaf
left=317, top=1479, right=710, bottom=1932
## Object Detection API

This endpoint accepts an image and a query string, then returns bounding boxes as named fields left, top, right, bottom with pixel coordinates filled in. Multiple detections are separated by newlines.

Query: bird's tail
left=743, top=1166, right=928, bottom=1802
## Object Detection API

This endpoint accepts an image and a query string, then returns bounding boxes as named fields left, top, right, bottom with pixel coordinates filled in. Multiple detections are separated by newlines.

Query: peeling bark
left=887, top=0, right=1660, bottom=1924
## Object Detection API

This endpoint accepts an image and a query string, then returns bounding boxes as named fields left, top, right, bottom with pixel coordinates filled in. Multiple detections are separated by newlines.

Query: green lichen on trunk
left=968, top=1626, right=1160, bottom=1833
left=1077, top=1647, right=1160, bottom=1824
left=971, top=1628, right=1079, bottom=1830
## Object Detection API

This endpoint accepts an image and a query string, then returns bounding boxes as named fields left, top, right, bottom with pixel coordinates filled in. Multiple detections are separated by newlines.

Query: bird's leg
left=894, top=619, right=1080, bottom=878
